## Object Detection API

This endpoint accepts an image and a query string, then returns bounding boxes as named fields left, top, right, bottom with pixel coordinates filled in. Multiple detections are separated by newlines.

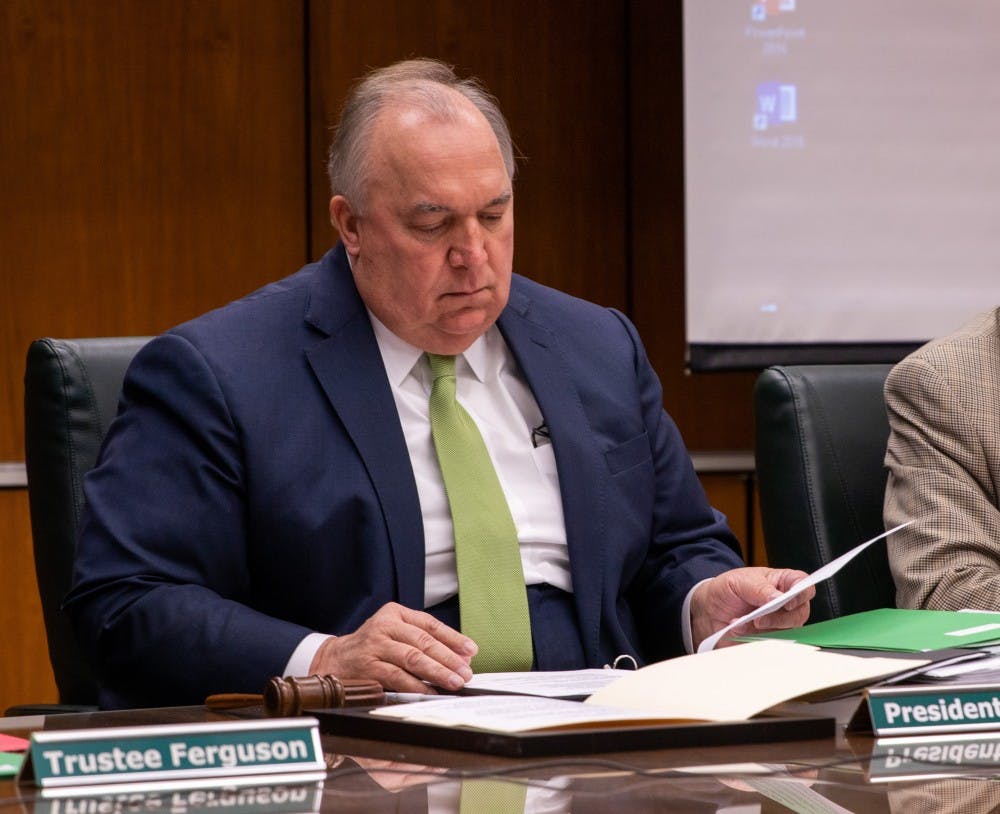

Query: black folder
left=313, top=707, right=835, bottom=758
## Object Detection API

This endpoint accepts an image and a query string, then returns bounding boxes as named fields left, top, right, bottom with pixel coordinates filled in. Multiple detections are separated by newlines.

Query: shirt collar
left=367, top=312, right=502, bottom=388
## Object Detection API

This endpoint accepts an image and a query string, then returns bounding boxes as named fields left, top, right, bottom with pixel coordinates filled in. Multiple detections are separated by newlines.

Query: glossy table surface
left=2, top=697, right=998, bottom=813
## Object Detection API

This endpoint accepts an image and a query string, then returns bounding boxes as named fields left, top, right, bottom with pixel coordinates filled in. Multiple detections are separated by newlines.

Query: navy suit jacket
left=67, top=245, right=743, bottom=708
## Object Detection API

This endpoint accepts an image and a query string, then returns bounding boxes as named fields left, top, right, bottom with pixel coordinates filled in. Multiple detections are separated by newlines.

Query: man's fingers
left=387, top=607, right=477, bottom=685
left=365, top=661, right=444, bottom=694
left=773, top=569, right=810, bottom=592
left=753, top=603, right=811, bottom=631
left=781, top=586, right=815, bottom=611
left=372, top=637, right=469, bottom=691
left=314, top=636, right=461, bottom=694
left=313, top=603, right=479, bottom=692
left=395, top=605, right=478, bottom=659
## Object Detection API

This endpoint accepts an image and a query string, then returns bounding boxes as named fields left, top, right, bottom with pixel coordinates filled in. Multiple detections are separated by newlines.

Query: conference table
left=2, top=696, right=998, bottom=813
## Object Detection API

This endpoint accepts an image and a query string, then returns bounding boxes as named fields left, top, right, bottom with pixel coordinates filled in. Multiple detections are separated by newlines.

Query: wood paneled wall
left=0, top=1, right=758, bottom=714
left=0, top=491, right=49, bottom=709
left=1, top=0, right=308, bottom=461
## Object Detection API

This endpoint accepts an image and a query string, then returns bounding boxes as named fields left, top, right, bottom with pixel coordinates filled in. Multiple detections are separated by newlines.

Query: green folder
left=0, top=752, right=23, bottom=777
left=745, top=608, right=1000, bottom=652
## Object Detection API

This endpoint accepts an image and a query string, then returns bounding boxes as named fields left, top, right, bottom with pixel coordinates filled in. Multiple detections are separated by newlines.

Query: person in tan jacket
left=884, top=307, right=1000, bottom=610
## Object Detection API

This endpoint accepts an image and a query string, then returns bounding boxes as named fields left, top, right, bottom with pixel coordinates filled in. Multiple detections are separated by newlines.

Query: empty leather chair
left=19, top=337, right=150, bottom=712
left=754, top=364, right=895, bottom=622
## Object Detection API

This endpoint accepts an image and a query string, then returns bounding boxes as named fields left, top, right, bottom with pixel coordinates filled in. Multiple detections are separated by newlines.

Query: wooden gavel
left=206, top=674, right=386, bottom=716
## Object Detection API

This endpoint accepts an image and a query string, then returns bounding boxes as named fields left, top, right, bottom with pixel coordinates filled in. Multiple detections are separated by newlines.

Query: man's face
left=331, top=98, right=514, bottom=355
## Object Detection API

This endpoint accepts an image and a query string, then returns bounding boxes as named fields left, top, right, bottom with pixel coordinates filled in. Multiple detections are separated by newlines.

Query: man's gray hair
left=327, top=58, right=516, bottom=211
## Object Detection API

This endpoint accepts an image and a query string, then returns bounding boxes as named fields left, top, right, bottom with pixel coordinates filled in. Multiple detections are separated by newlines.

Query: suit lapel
left=303, top=249, right=425, bottom=609
left=498, top=286, right=607, bottom=665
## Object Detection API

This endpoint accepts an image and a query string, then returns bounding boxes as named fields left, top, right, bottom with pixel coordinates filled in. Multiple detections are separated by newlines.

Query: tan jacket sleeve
left=884, top=308, right=1000, bottom=610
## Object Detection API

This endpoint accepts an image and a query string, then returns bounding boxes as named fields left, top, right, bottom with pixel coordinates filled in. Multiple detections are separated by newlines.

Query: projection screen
left=684, top=1, right=1000, bottom=370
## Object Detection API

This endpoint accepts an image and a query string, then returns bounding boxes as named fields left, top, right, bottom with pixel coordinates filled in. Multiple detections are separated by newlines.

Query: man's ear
left=330, top=196, right=360, bottom=256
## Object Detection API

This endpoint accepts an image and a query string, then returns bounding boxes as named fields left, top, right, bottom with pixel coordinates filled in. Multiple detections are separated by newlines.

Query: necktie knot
left=426, top=353, right=456, bottom=382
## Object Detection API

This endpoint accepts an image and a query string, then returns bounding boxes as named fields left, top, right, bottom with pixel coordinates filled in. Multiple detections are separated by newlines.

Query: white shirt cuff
left=682, top=578, right=715, bottom=654
left=283, top=632, right=333, bottom=677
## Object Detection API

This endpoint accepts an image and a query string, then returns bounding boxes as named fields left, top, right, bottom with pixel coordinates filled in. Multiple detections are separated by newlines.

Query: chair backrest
left=24, top=337, right=151, bottom=705
left=754, top=363, right=895, bottom=622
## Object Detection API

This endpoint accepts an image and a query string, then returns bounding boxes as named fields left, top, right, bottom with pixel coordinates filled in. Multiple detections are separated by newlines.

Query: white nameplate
left=18, top=718, right=325, bottom=790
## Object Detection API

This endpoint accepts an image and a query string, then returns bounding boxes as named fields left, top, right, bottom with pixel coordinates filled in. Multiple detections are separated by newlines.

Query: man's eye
left=413, top=223, right=445, bottom=234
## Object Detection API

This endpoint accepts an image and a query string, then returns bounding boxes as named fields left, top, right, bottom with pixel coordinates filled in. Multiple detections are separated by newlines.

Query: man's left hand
left=690, top=567, right=814, bottom=651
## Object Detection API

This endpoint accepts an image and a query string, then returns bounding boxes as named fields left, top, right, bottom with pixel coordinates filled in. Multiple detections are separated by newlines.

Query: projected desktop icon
left=751, top=0, right=796, bottom=20
left=754, top=82, right=797, bottom=130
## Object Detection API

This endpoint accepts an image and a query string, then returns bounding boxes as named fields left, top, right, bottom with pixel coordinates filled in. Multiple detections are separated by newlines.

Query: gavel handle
left=206, top=693, right=264, bottom=711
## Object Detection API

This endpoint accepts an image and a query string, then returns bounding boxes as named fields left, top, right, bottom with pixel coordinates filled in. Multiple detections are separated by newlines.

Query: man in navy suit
left=68, top=59, right=812, bottom=709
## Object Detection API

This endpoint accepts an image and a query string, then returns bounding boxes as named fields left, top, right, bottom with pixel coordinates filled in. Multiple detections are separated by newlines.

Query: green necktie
left=426, top=353, right=533, bottom=672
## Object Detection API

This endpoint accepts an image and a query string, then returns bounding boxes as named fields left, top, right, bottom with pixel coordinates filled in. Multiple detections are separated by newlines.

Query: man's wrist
left=284, top=632, right=334, bottom=677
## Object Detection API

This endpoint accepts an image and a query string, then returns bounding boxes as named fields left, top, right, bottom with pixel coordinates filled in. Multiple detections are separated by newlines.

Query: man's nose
left=448, top=221, right=488, bottom=268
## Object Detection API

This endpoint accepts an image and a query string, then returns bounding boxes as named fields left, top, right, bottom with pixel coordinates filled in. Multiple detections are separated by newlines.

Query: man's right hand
left=307, top=602, right=477, bottom=693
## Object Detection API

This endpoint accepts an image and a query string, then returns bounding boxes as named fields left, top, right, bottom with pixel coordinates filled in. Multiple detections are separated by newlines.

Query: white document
left=372, top=694, right=673, bottom=732
left=924, top=653, right=1000, bottom=679
left=587, top=639, right=928, bottom=721
left=697, top=521, right=913, bottom=653
left=464, top=668, right=629, bottom=698
left=377, top=640, right=928, bottom=729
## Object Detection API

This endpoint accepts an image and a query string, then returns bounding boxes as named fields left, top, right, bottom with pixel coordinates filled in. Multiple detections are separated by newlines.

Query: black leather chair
left=754, top=364, right=896, bottom=623
left=18, top=337, right=150, bottom=713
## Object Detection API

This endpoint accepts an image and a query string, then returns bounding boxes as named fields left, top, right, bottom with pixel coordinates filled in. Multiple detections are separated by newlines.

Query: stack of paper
left=374, top=640, right=928, bottom=732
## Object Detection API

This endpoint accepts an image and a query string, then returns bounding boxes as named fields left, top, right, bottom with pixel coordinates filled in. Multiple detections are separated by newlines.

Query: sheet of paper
left=697, top=521, right=913, bottom=653
left=925, top=653, right=1000, bottom=679
left=464, top=669, right=629, bottom=698
left=586, top=640, right=928, bottom=721
left=372, top=694, right=673, bottom=732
